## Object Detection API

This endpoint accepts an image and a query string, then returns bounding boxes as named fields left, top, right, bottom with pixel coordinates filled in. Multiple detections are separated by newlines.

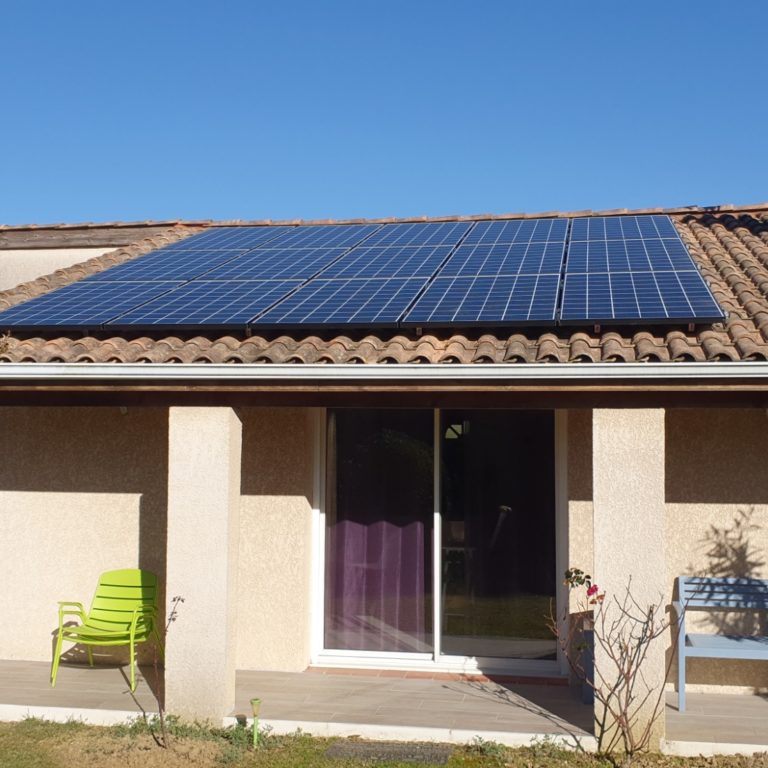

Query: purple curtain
left=325, top=518, right=428, bottom=652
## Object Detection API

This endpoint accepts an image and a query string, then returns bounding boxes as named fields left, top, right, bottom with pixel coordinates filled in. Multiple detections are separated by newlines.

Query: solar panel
left=403, top=274, right=560, bottom=325
left=253, top=278, right=426, bottom=326
left=570, top=215, right=678, bottom=241
left=0, top=281, right=182, bottom=329
left=362, top=221, right=473, bottom=248
left=438, top=241, right=566, bottom=278
left=565, top=238, right=696, bottom=273
left=157, top=226, right=297, bottom=251
left=561, top=215, right=725, bottom=324
left=202, top=248, right=348, bottom=281
left=85, top=250, right=249, bottom=283
left=107, top=280, right=302, bottom=328
left=463, top=218, right=568, bottom=245
left=560, top=271, right=724, bottom=323
left=257, top=224, right=382, bottom=250
left=316, top=245, right=452, bottom=280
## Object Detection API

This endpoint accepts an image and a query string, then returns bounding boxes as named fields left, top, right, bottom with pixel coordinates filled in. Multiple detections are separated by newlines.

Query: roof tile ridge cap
left=0, top=220, right=192, bottom=232
left=7, top=204, right=768, bottom=233
left=0, top=225, right=199, bottom=310
left=209, top=205, right=768, bottom=229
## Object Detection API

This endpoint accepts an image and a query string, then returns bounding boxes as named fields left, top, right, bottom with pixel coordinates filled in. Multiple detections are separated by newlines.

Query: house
left=0, top=204, right=767, bottom=749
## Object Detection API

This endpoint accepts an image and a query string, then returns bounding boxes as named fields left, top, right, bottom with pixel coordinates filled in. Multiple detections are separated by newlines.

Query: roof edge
left=1, top=361, right=767, bottom=382
left=2, top=202, right=768, bottom=232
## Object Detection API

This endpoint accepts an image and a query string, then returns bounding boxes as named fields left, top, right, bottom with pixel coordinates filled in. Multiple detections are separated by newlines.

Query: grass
left=0, top=719, right=767, bottom=768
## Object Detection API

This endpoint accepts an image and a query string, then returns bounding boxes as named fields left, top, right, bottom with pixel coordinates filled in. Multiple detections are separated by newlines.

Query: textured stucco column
left=165, top=407, right=242, bottom=722
left=592, top=409, right=666, bottom=749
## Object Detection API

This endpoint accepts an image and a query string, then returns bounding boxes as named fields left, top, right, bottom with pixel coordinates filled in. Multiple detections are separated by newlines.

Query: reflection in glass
left=440, top=410, right=556, bottom=660
left=325, top=410, right=433, bottom=652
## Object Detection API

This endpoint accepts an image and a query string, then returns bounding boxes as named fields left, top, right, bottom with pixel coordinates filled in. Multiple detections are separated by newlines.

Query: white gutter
left=0, top=361, right=767, bottom=381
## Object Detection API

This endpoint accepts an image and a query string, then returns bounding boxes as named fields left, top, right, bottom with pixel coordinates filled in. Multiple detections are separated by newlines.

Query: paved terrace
left=0, top=661, right=766, bottom=755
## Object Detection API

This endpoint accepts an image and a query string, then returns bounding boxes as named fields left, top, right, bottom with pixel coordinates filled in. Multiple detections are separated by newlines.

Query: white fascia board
left=0, top=361, right=767, bottom=381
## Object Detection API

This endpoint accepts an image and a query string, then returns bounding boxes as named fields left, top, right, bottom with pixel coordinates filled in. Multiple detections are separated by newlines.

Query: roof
left=1, top=204, right=767, bottom=365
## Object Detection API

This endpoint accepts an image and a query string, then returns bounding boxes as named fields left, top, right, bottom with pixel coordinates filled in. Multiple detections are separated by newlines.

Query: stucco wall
left=236, top=407, right=314, bottom=671
left=0, top=406, right=168, bottom=662
left=666, top=408, right=768, bottom=692
left=566, top=407, right=768, bottom=694
left=0, top=248, right=112, bottom=291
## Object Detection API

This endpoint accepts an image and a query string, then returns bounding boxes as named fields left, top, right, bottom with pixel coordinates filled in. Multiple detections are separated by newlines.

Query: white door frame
left=310, top=407, right=567, bottom=677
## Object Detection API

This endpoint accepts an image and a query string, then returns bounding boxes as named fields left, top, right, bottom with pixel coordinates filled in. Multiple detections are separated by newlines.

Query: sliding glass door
left=323, top=408, right=556, bottom=665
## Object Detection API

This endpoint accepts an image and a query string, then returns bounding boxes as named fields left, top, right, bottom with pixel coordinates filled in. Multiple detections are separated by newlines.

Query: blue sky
left=1, top=1, right=765, bottom=224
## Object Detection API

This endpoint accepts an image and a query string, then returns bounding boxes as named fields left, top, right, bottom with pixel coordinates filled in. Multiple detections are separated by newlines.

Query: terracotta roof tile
left=2, top=207, right=768, bottom=365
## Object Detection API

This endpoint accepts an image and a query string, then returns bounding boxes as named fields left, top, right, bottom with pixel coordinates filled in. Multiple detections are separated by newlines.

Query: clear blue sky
left=2, top=1, right=765, bottom=224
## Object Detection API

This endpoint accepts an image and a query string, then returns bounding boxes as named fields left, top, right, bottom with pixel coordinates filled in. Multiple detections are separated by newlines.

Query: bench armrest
left=672, top=600, right=687, bottom=634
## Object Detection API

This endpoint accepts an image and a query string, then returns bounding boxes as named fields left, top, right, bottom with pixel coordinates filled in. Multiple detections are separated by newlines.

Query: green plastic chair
left=51, top=568, right=164, bottom=691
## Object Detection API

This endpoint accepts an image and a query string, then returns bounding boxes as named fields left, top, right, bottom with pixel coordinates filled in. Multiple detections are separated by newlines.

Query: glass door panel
left=440, top=410, right=556, bottom=660
left=325, top=409, right=433, bottom=653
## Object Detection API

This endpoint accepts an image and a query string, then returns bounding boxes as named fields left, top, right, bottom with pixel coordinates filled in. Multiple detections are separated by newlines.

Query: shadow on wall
left=239, top=407, right=313, bottom=498
left=567, top=410, right=592, bottom=502
left=686, top=507, right=766, bottom=637
left=0, top=406, right=169, bottom=664
left=665, top=410, right=768, bottom=505
left=0, top=406, right=169, bottom=578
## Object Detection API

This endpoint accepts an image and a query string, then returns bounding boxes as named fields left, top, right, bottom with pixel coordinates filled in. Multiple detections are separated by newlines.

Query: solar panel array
left=0, top=215, right=725, bottom=331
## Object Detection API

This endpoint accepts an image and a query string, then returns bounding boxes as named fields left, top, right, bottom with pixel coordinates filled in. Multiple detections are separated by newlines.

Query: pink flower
left=587, top=584, right=599, bottom=596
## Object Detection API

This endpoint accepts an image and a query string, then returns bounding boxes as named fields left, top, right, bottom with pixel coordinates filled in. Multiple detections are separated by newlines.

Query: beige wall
left=666, top=408, right=768, bottom=692
left=0, top=248, right=112, bottom=291
left=567, top=407, right=768, bottom=695
left=236, top=407, right=315, bottom=671
left=0, top=406, right=168, bottom=662
left=0, top=403, right=317, bottom=674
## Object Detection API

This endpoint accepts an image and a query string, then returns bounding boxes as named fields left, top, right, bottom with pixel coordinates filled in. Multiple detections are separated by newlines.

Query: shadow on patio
left=2, top=661, right=767, bottom=754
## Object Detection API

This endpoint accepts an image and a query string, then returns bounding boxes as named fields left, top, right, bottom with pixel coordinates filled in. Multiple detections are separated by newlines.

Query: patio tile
left=13, top=662, right=764, bottom=750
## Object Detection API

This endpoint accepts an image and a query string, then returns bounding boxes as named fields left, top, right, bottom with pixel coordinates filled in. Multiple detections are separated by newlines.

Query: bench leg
left=678, top=654, right=686, bottom=712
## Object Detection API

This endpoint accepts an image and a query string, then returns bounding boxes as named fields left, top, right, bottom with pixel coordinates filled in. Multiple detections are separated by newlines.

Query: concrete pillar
left=592, top=409, right=666, bottom=750
left=164, top=407, right=242, bottom=722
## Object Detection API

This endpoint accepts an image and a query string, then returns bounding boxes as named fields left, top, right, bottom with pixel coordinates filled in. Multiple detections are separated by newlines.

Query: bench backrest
left=679, top=576, right=768, bottom=611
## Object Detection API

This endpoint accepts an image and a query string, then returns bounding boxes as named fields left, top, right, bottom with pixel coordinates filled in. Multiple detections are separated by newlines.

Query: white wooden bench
left=673, top=576, right=768, bottom=711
